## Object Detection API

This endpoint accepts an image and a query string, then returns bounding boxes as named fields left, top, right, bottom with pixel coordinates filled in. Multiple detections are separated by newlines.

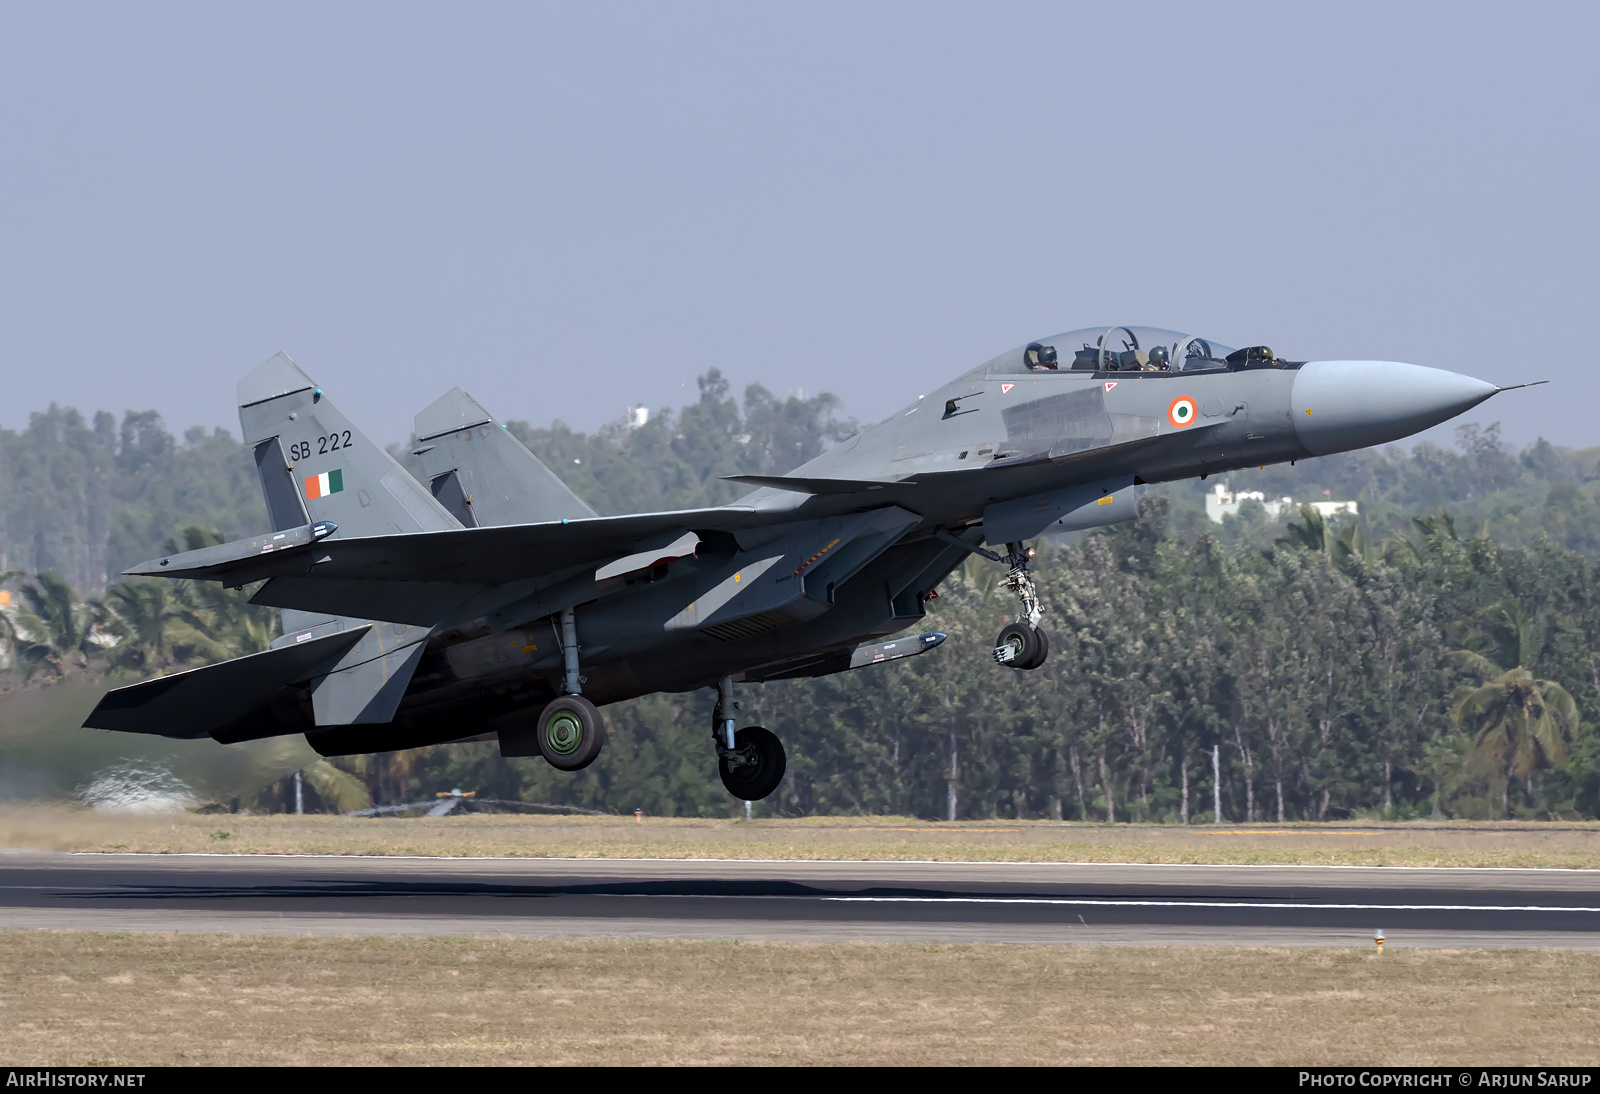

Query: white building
left=1204, top=481, right=1358, bottom=524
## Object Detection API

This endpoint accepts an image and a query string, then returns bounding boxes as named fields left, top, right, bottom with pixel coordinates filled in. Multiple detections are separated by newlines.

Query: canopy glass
left=1021, top=327, right=1241, bottom=373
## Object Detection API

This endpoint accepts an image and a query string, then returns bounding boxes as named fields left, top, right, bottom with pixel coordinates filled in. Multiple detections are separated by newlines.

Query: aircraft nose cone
left=1292, top=361, right=1498, bottom=456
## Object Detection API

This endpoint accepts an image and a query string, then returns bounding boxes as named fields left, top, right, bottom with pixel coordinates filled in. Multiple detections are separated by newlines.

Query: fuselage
left=328, top=325, right=1497, bottom=755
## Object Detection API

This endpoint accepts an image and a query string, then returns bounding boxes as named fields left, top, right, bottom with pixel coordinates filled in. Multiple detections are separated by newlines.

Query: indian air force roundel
left=1167, top=396, right=1197, bottom=428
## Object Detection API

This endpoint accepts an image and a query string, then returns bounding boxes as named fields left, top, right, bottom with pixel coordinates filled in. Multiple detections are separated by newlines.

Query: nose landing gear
left=992, top=541, right=1049, bottom=670
left=994, top=620, right=1049, bottom=670
left=712, top=676, right=786, bottom=801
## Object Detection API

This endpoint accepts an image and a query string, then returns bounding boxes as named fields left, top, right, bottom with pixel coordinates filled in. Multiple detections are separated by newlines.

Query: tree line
left=3, top=371, right=1599, bottom=819
left=365, top=498, right=1592, bottom=823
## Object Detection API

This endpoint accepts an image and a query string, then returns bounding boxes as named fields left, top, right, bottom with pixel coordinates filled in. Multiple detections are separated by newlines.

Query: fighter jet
left=84, top=325, right=1522, bottom=801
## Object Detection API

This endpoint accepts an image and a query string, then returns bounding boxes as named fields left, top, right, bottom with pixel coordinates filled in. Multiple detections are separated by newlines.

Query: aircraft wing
left=124, top=505, right=759, bottom=602
left=123, top=427, right=1185, bottom=626
left=131, top=428, right=1177, bottom=593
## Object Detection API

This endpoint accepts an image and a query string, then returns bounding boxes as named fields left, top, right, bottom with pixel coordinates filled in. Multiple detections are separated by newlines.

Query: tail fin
left=239, top=352, right=462, bottom=538
left=413, top=386, right=597, bottom=527
left=238, top=352, right=446, bottom=730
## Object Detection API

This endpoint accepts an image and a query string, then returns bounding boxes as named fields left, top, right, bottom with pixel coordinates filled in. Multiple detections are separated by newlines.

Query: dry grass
left=4, top=805, right=1600, bottom=868
left=1, top=932, right=1595, bottom=1065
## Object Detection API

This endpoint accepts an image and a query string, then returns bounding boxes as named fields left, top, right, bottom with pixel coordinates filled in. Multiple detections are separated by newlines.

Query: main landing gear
left=535, top=695, right=605, bottom=770
left=712, top=676, right=786, bottom=801
left=992, top=541, right=1050, bottom=670
left=538, top=606, right=606, bottom=770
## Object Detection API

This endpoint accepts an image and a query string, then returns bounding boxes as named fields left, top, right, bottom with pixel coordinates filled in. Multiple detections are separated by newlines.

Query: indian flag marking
left=304, top=468, right=344, bottom=500
left=1167, top=396, right=1197, bottom=429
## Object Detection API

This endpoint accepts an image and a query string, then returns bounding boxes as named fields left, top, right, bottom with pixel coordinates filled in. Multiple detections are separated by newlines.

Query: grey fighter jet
left=85, top=326, right=1520, bottom=801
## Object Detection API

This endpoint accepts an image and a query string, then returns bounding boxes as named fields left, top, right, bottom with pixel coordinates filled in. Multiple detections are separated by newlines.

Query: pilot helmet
left=1024, top=342, right=1059, bottom=370
left=1148, top=345, right=1170, bottom=369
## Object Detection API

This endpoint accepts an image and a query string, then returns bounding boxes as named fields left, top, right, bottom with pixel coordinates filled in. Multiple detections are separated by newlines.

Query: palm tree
left=1452, top=602, right=1577, bottom=818
left=102, top=527, right=278, bottom=671
left=104, top=580, right=172, bottom=667
left=12, top=572, right=93, bottom=677
left=1385, top=510, right=1462, bottom=569
left=1276, top=505, right=1373, bottom=576
left=1277, top=504, right=1329, bottom=553
left=162, top=526, right=276, bottom=658
left=0, top=570, right=22, bottom=670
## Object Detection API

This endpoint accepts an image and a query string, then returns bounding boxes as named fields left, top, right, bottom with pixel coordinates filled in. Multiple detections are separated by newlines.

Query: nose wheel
left=994, top=621, right=1049, bottom=669
left=991, top=541, right=1049, bottom=670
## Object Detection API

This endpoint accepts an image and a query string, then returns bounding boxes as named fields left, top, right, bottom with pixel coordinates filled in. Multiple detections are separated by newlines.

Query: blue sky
left=2, top=3, right=1595, bottom=449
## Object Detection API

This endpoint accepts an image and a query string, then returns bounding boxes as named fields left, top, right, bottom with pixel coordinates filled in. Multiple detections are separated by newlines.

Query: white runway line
left=820, top=896, right=1600, bottom=913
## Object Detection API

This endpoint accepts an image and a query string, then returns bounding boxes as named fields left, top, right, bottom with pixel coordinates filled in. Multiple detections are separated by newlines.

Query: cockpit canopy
left=1016, top=326, right=1265, bottom=374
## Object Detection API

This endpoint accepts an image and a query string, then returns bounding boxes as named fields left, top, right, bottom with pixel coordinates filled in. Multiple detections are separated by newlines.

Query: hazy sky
left=2, top=3, right=1595, bottom=451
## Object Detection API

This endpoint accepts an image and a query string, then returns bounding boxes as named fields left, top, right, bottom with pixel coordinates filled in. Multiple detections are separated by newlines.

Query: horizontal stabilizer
left=131, top=522, right=337, bottom=576
left=82, top=627, right=369, bottom=739
left=251, top=577, right=484, bottom=627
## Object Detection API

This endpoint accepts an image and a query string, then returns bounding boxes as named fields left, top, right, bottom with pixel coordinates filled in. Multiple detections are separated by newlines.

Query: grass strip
left=5, top=808, right=1600, bottom=868
left=2, top=932, right=1596, bottom=1066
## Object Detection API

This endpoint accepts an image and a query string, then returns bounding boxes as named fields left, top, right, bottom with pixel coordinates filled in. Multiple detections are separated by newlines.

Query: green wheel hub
left=544, top=710, right=585, bottom=756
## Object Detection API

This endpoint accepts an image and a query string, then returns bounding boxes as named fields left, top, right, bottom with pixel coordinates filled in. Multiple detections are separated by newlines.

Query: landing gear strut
left=537, top=606, right=606, bottom=770
left=712, top=676, right=786, bottom=801
left=992, top=541, right=1049, bottom=670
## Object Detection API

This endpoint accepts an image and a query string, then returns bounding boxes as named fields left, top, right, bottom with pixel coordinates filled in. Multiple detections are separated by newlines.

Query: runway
left=3, top=851, right=1599, bottom=948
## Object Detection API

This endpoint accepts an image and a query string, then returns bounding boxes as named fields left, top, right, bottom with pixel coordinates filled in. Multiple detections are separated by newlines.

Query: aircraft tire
left=996, top=622, right=1047, bottom=670
left=718, top=726, right=786, bottom=801
left=536, top=695, right=607, bottom=771
left=1023, top=626, right=1050, bottom=669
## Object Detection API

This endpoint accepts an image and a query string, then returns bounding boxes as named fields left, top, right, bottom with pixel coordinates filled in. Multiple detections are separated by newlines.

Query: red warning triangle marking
left=1000, top=383, right=1014, bottom=394
left=1104, top=381, right=1118, bottom=392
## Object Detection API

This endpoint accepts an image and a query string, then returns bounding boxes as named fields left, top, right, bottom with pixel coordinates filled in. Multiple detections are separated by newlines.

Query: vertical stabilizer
left=238, top=352, right=448, bottom=729
left=414, top=386, right=598, bottom=527
left=238, top=353, right=462, bottom=539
